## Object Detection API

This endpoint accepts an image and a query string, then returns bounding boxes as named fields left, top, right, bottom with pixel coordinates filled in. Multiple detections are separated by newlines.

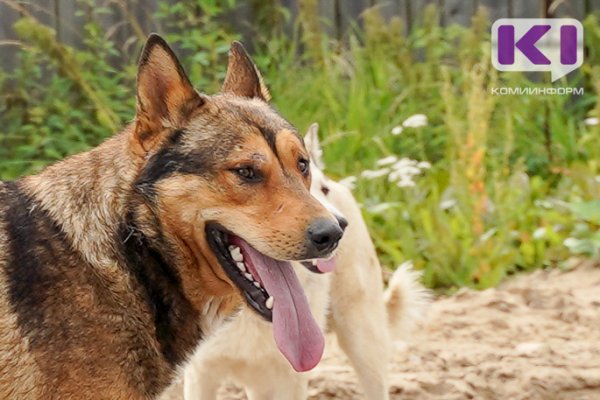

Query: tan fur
left=176, top=125, right=430, bottom=400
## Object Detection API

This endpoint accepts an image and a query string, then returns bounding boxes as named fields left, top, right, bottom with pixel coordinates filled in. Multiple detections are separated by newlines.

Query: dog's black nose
left=307, top=218, right=344, bottom=256
left=336, top=215, right=348, bottom=232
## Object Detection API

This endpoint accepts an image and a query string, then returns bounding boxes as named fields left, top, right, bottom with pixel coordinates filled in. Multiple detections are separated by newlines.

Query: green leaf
left=569, top=200, right=600, bottom=224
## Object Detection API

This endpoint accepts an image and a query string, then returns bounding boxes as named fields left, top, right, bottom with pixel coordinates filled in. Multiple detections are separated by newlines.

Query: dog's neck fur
left=21, top=127, right=137, bottom=272
left=17, top=125, right=234, bottom=396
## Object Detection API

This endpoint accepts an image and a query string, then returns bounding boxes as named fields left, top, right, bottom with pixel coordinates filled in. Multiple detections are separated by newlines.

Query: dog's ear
left=304, top=123, right=325, bottom=170
left=134, top=34, right=204, bottom=152
left=221, top=41, right=271, bottom=101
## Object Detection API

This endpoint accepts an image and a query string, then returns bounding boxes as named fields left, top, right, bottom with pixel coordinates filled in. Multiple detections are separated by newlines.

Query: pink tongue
left=316, top=258, right=336, bottom=273
left=230, top=237, right=325, bottom=372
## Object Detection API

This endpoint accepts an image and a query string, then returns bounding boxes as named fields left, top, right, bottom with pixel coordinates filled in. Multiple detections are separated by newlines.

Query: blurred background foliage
left=0, top=0, right=599, bottom=290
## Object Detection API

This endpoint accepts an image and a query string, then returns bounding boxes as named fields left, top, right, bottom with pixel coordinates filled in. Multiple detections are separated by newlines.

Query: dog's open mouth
left=206, top=223, right=325, bottom=372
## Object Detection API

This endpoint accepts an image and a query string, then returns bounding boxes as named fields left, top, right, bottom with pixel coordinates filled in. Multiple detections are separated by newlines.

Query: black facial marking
left=231, top=112, right=281, bottom=158
left=257, top=125, right=278, bottom=158
left=135, top=129, right=211, bottom=196
left=119, top=212, right=202, bottom=368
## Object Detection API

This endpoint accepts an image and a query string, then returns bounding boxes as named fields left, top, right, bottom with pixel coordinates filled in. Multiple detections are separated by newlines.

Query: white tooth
left=265, top=296, right=274, bottom=310
left=312, top=260, right=317, bottom=266
left=244, top=272, right=254, bottom=281
left=228, top=245, right=236, bottom=252
left=236, top=262, right=246, bottom=272
left=253, top=281, right=261, bottom=288
left=231, top=247, right=243, bottom=262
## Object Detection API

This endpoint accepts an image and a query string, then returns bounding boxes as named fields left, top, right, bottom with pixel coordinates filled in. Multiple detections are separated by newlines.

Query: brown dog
left=0, top=34, right=344, bottom=399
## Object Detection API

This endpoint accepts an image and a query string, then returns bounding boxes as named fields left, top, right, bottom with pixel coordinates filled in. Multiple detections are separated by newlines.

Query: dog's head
left=129, top=35, right=344, bottom=371
left=300, top=123, right=348, bottom=274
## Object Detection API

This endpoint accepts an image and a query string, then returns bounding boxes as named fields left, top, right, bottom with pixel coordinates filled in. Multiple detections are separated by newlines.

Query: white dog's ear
left=304, top=123, right=325, bottom=170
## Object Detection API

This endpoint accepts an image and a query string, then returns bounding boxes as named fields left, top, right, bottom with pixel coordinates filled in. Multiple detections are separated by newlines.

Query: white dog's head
left=302, top=123, right=348, bottom=273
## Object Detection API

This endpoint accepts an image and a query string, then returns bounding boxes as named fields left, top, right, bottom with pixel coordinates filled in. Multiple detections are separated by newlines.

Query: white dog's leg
left=324, top=178, right=391, bottom=400
left=331, top=291, right=390, bottom=400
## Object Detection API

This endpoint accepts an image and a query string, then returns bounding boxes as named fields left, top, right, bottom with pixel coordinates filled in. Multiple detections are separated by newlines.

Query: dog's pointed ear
left=134, top=34, right=203, bottom=152
left=304, top=123, right=325, bottom=170
left=221, top=41, right=271, bottom=101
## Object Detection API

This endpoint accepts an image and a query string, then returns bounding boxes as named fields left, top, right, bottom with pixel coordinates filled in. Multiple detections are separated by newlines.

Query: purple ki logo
left=491, top=19, right=583, bottom=82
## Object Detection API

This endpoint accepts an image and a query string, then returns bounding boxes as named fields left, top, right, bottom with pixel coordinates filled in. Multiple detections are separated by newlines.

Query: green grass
left=1, top=1, right=599, bottom=290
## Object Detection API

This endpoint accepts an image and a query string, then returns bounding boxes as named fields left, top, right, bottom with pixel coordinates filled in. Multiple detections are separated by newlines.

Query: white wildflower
left=402, top=114, right=428, bottom=128
left=480, top=228, right=497, bottom=242
left=391, top=157, right=414, bottom=169
left=533, top=227, right=546, bottom=240
left=376, top=155, right=398, bottom=166
left=402, top=165, right=422, bottom=175
left=392, top=158, right=422, bottom=176
left=439, top=199, right=457, bottom=210
left=534, top=199, right=555, bottom=209
left=361, top=168, right=390, bottom=179
left=391, top=126, right=403, bottom=135
left=396, top=177, right=416, bottom=188
left=563, top=237, right=580, bottom=248
left=386, top=157, right=430, bottom=188
left=584, top=117, right=599, bottom=126
left=367, top=202, right=401, bottom=214
left=338, top=176, right=357, bottom=190
left=387, top=169, right=403, bottom=182
left=388, top=169, right=419, bottom=183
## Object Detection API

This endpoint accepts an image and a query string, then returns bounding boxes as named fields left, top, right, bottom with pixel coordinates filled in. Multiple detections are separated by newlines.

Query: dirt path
left=310, top=261, right=600, bottom=399
left=165, top=262, right=600, bottom=399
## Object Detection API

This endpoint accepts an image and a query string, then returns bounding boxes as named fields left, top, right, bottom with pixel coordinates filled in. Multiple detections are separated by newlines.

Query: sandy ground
left=165, top=261, right=600, bottom=399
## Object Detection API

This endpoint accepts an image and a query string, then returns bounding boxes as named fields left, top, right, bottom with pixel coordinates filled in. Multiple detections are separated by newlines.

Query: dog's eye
left=298, top=158, right=310, bottom=176
left=234, top=166, right=260, bottom=182
left=321, top=185, right=330, bottom=196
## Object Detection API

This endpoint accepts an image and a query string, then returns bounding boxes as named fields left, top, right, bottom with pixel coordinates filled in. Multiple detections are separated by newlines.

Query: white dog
left=180, top=124, right=430, bottom=400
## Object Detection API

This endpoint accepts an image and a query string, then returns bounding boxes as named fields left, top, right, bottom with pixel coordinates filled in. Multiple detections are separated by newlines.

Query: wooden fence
left=0, top=0, right=599, bottom=71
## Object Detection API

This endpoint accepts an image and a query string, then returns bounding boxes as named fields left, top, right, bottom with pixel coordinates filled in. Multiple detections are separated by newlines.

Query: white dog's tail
left=384, top=261, right=431, bottom=340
